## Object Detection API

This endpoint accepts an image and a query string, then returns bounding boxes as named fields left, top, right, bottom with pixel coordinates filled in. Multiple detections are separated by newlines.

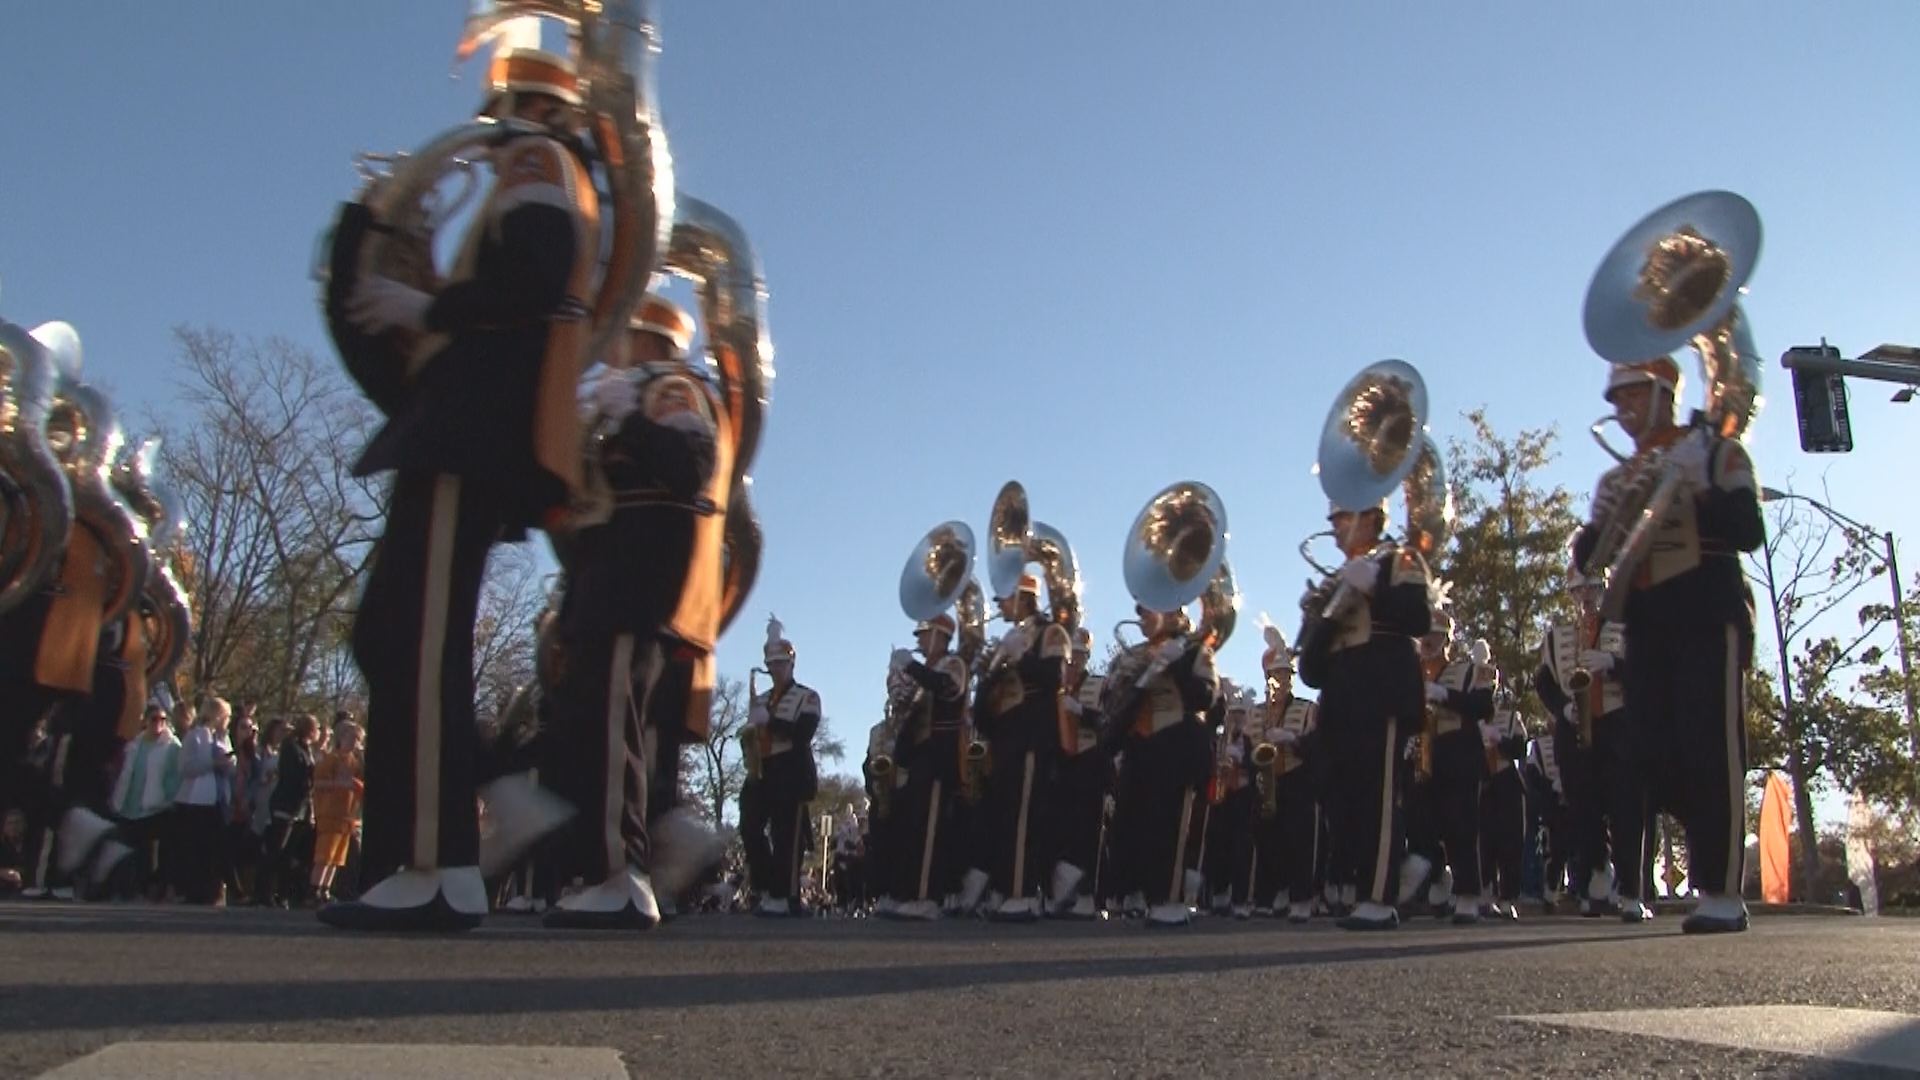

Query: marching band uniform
left=1203, top=694, right=1258, bottom=918
left=1049, top=627, right=1112, bottom=918
left=1416, top=633, right=1496, bottom=924
left=1298, top=500, right=1432, bottom=931
left=884, top=614, right=971, bottom=919
left=1534, top=581, right=1649, bottom=921
left=741, top=622, right=821, bottom=916
left=323, top=50, right=600, bottom=931
left=970, top=575, right=1070, bottom=922
left=862, top=711, right=902, bottom=917
left=0, top=512, right=133, bottom=886
left=1105, top=606, right=1218, bottom=927
left=539, top=298, right=728, bottom=930
left=1572, top=358, right=1764, bottom=934
left=1251, top=634, right=1321, bottom=923
left=1477, top=692, right=1529, bottom=919
left=1522, top=734, right=1571, bottom=905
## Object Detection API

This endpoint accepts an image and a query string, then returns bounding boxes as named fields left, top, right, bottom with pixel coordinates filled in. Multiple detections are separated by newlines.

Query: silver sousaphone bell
left=1580, top=190, right=1765, bottom=618
left=900, top=520, right=977, bottom=622
left=1313, top=358, right=1429, bottom=512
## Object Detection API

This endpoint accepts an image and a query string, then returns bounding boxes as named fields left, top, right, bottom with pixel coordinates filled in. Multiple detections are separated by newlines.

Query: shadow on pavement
left=0, top=928, right=1639, bottom=1034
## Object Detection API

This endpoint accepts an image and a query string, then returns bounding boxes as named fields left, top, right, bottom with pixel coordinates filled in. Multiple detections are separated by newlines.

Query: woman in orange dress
left=309, top=720, right=364, bottom=903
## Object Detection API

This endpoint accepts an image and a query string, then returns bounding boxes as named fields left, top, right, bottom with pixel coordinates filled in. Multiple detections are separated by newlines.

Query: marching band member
left=863, top=696, right=902, bottom=918
left=1475, top=651, right=1528, bottom=920
left=1411, top=622, right=1495, bottom=924
left=883, top=613, right=971, bottom=920
left=1203, top=690, right=1258, bottom=918
left=1048, top=627, right=1111, bottom=918
left=323, top=48, right=600, bottom=932
left=1521, top=732, right=1570, bottom=908
left=970, top=574, right=1069, bottom=922
left=1105, top=604, right=1218, bottom=927
left=535, top=297, right=728, bottom=930
left=1534, top=568, right=1648, bottom=921
left=740, top=620, right=821, bottom=916
left=1572, top=358, right=1764, bottom=934
left=1302, top=498, right=1432, bottom=931
left=1250, top=631, right=1320, bottom=923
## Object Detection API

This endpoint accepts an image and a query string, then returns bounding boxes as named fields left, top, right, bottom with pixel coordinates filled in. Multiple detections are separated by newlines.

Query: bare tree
left=156, top=328, right=381, bottom=717
left=1747, top=489, right=1894, bottom=896
left=687, top=675, right=750, bottom=827
left=471, top=544, right=550, bottom=723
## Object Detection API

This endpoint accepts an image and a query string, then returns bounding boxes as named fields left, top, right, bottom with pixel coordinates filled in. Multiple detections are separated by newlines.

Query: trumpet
left=1251, top=742, right=1280, bottom=820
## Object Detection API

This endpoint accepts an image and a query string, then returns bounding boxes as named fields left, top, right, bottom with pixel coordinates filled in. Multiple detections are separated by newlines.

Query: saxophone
left=742, top=666, right=772, bottom=783
left=1251, top=701, right=1280, bottom=822
left=1414, top=654, right=1445, bottom=783
left=1567, top=610, right=1602, bottom=749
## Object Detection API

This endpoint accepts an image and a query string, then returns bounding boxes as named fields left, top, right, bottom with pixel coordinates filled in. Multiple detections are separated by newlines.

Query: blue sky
left=5, top=3, right=1918, bottom=814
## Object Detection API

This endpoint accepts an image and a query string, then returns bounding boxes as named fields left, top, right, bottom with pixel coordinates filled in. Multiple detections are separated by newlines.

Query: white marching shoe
left=544, top=867, right=661, bottom=930
left=1182, top=869, right=1205, bottom=908
left=1287, top=901, right=1313, bottom=924
left=1451, top=894, right=1483, bottom=925
left=1048, top=862, right=1085, bottom=914
left=1067, top=894, right=1098, bottom=920
left=1618, top=898, right=1652, bottom=923
left=894, top=898, right=941, bottom=921
left=319, top=867, right=488, bottom=932
left=56, top=808, right=123, bottom=881
left=478, top=773, right=576, bottom=877
left=1146, top=902, right=1191, bottom=927
left=992, top=895, right=1041, bottom=923
left=956, top=868, right=990, bottom=914
left=1338, top=901, right=1401, bottom=931
left=755, top=895, right=792, bottom=917
left=1682, top=893, right=1749, bottom=935
left=1396, top=853, right=1433, bottom=905
left=651, top=807, right=730, bottom=901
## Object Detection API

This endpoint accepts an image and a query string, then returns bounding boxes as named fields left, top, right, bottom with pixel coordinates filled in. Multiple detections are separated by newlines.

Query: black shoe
left=317, top=893, right=483, bottom=933
left=541, top=902, right=658, bottom=931
left=1681, top=910, right=1749, bottom=934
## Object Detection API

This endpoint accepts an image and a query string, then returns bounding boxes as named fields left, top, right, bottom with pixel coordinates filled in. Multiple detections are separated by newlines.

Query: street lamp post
left=1758, top=487, right=1920, bottom=805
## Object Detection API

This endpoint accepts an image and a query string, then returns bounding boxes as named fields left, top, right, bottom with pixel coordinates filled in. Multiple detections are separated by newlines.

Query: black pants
left=115, top=810, right=171, bottom=899
left=891, top=736, right=958, bottom=902
left=1113, top=722, right=1207, bottom=906
left=353, top=471, right=502, bottom=878
left=1626, top=620, right=1749, bottom=896
left=1320, top=707, right=1409, bottom=906
left=1429, top=731, right=1485, bottom=898
left=1556, top=710, right=1647, bottom=899
left=1253, top=768, right=1319, bottom=908
left=1479, top=768, right=1525, bottom=902
left=984, top=728, right=1055, bottom=902
left=170, top=803, right=227, bottom=903
left=541, top=629, right=659, bottom=883
left=1051, top=748, right=1111, bottom=888
left=742, top=758, right=811, bottom=901
left=258, top=815, right=310, bottom=905
left=1204, top=787, right=1255, bottom=904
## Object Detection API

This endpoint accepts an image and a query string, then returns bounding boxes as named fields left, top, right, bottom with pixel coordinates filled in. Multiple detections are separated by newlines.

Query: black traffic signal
left=1787, top=345, right=1853, bottom=453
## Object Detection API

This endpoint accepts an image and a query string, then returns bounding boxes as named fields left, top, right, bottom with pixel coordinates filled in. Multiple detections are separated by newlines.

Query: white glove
left=1153, top=639, right=1188, bottom=666
left=749, top=703, right=769, bottom=728
left=1562, top=702, right=1577, bottom=725
left=1666, top=433, right=1712, bottom=491
left=1424, top=682, right=1449, bottom=704
left=889, top=648, right=913, bottom=674
left=1578, top=649, right=1615, bottom=673
left=1274, top=728, right=1299, bottom=747
left=1336, top=557, right=1380, bottom=595
left=346, top=275, right=431, bottom=335
left=591, top=370, right=639, bottom=423
left=1062, top=695, right=1084, bottom=718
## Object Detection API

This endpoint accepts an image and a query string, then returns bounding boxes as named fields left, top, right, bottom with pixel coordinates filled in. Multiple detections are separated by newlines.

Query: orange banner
left=1759, top=771, right=1793, bottom=904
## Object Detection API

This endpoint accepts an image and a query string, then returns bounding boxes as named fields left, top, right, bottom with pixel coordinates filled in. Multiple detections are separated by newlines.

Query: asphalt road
left=1, top=902, right=1915, bottom=1078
